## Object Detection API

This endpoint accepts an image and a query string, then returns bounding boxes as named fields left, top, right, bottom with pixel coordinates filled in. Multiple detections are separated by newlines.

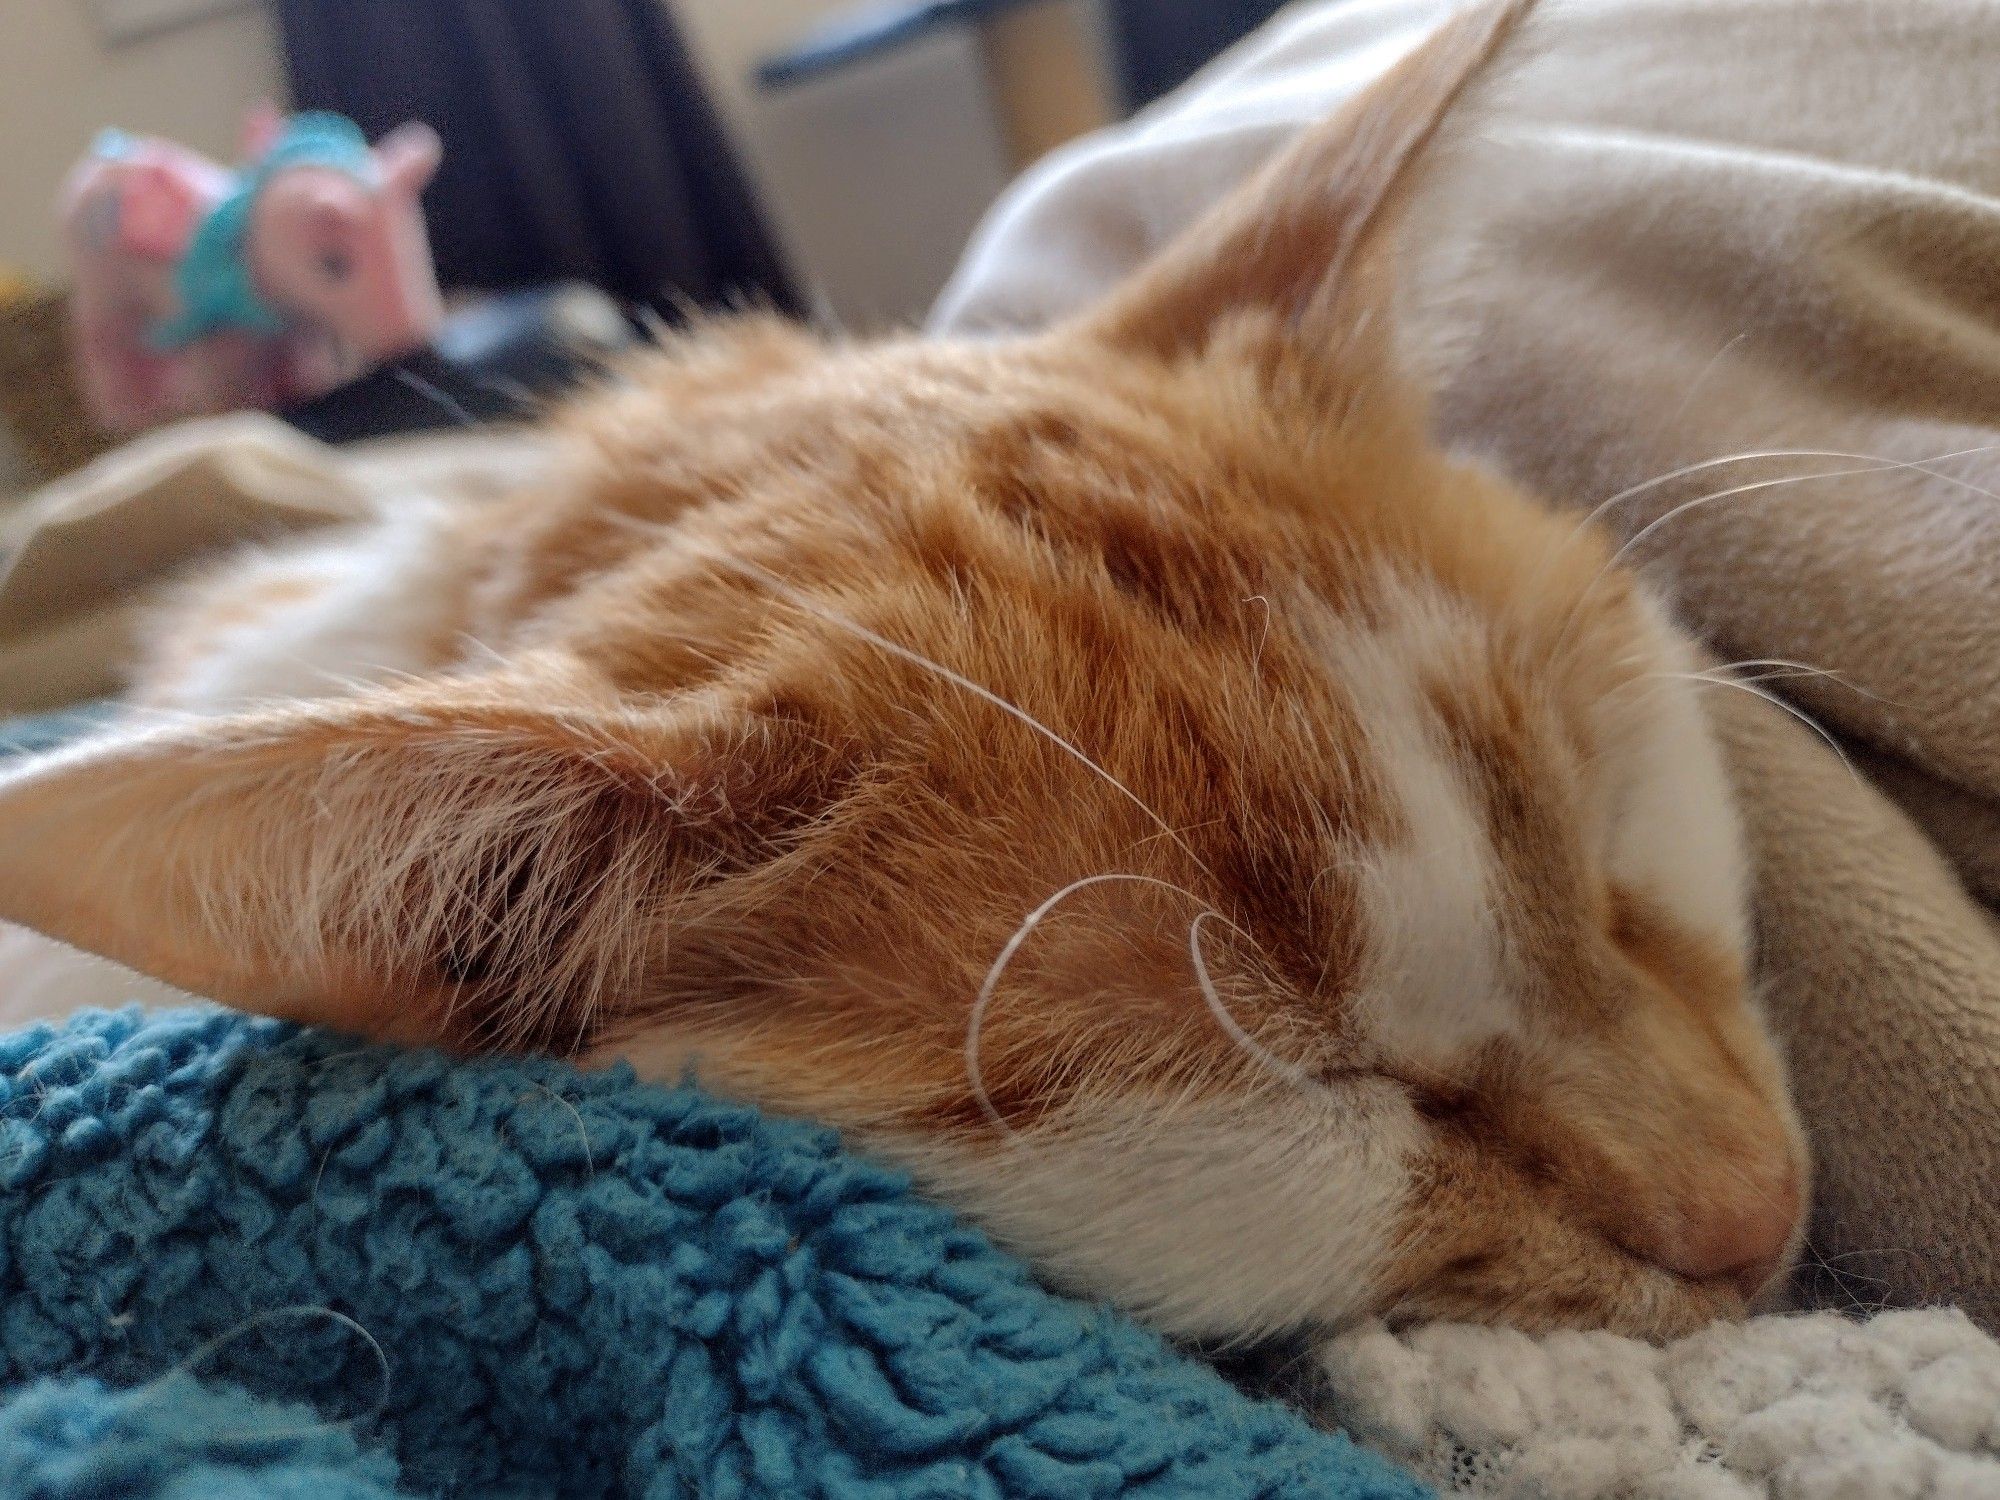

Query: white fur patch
left=1605, top=603, right=1751, bottom=956
left=867, top=1084, right=1425, bottom=1340
left=1298, top=580, right=1513, bottom=1068
left=151, top=502, right=464, bottom=712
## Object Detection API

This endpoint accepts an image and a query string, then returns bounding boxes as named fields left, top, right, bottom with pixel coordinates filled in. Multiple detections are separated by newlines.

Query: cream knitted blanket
left=1319, top=1309, right=2000, bottom=1496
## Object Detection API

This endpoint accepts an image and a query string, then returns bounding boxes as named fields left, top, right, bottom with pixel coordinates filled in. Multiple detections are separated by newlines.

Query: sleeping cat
left=0, top=0, right=1803, bottom=1341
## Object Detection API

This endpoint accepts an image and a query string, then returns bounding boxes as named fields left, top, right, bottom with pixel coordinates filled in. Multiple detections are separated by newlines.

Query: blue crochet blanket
left=0, top=1007, right=1426, bottom=1498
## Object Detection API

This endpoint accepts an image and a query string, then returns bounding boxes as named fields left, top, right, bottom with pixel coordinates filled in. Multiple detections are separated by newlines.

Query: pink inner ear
left=310, top=198, right=356, bottom=240
left=118, top=165, right=202, bottom=262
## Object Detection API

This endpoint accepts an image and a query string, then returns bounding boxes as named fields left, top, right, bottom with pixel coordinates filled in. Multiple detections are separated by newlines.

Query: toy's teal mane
left=150, top=112, right=377, bottom=351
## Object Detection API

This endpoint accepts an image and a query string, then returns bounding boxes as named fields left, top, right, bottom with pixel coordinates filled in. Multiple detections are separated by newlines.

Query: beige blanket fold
left=0, top=417, right=370, bottom=712
left=934, top=0, right=2000, bottom=1322
left=0, top=416, right=547, bottom=715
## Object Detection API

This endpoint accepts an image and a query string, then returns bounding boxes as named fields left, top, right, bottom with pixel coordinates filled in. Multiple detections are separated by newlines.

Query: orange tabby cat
left=0, top=0, right=1804, bottom=1340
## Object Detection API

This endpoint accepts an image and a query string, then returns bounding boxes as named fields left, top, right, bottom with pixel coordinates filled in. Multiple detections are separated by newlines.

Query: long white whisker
left=1574, top=441, right=2000, bottom=549
left=711, top=552, right=1211, bottom=878
left=1540, top=442, right=2000, bottom=656
left=1659, top=670, right=1861, bottom=784
left=1649, top=331, right=1750, bottom=443
left=968, top=872, right=1196, bottom=1140
left=1553, top=444, right=2000, bottom=663
left=1691, top=657, right=1901, bottom=708
left=1610, top=457, right=1990, bottom=585
left=1188, top=911, right=1343, bottom=1103
left=967, top=873, right=1353, bottom=1141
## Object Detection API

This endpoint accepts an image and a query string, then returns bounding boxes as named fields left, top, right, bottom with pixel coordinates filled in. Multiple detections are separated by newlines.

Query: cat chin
left=853, top=1087, right=1429, bottom=1343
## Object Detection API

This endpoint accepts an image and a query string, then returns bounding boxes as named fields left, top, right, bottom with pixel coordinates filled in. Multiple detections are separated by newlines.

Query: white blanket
left=1321, top=1309, right=2000, bottom=1497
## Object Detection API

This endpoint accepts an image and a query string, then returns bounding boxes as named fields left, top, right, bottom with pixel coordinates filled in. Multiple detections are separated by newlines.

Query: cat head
left=0, top=0, right=1803, bottom=1340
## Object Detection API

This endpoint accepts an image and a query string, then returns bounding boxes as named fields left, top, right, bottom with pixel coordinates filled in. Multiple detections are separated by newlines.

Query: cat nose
left=1657, top=1164, right=1802, bottom=1299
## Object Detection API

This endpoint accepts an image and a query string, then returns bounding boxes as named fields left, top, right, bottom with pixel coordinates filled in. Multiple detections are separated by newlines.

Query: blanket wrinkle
left=0, top=1007, right=1426, bottom=1499
left=1316, top=1307, right=2000, bottom=1498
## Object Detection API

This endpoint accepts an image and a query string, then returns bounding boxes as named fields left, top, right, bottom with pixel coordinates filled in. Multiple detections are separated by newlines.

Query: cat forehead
left=1291, top=571, right=1747, bottom=1069
left=576, top=316, right=1345, bottom=496
left=540, top=331, right=1672, bottom=849
left=537, top=322, right=1736, bottom=1039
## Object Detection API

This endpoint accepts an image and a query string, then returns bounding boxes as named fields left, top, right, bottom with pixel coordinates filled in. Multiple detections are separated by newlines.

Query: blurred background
left=0, top=0, right=1290, bottom=491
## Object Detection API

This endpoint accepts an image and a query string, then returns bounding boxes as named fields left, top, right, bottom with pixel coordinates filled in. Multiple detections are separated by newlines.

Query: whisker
left=968, top=872, right=1195, bottom=1140
left=1656, top=670, right=1861, bottom=784
left=1188, top=910, right=1345, bottom=1104
left=1542, top=441, right=2000, bottom=656
left=1616, top=655, right=1896, bottom=710
left=1649, top=331, right=1750, bottom=443
left=710, top=551, right=1212, bottom=878
left=1811, top=1244, right=1937, bottom=1265
left=1689, top=659, right=1903, bottom=712
left=1606, top=453, right=2000, bottom=599
left=967, top=873, right=1355, bottom=1142
left=1698, top=655, right=1886, bottom=695
left=1573, top=440, right=2000, bottom=551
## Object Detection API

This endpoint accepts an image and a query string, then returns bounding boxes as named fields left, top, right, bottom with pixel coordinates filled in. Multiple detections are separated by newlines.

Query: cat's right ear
left=1074, top=0, right=1530, bottom=365
left=0, top=684, right=764, bottom=1051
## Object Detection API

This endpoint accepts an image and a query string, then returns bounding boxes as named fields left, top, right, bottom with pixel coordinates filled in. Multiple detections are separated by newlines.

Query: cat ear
left=1076, top=0, right=1530, bottom=361
left=0, top=687, right=730, bottom=1050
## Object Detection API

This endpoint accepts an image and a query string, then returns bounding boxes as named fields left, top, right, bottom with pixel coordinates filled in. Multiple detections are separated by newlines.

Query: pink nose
left=1656, top=1166, right=1803, bottom=1299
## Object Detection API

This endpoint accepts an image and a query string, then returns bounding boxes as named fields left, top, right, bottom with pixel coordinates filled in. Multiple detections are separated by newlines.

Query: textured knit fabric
left=0, top=1006, right=1426, bottom=1499
left=1317, top=1309, right=2000, bottom=1498
left=0, top=1375, right=408, bottom=1499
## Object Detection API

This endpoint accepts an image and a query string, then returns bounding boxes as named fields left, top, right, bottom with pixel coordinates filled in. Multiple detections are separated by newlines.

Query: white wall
left=674, top=0, right=1115, bottom=326
left=0, top=1, right=284, bottom=281
left=676, top=0, right=1038, bottom=326
left=673, top=0, right=854, bottom=145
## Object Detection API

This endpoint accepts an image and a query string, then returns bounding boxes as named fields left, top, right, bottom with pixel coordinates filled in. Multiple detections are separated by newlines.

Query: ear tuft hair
left=1079, top=0, right=1534, bottom=359
left=0, top=690, right=723, bottom=1052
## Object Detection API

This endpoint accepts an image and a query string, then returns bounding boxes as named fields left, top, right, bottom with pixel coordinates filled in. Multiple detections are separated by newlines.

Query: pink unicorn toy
left=60, top=108, right=446, bottom=432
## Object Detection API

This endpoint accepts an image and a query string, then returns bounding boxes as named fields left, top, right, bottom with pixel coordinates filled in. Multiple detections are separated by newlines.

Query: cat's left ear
left=0, top=686, right=743, bottom=1050
left=1075, top=0, right=1530, bottom=365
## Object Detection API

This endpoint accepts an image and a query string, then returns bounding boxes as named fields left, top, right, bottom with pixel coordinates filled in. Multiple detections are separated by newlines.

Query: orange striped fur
left=0, top=0, right=1804, bottom=1339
